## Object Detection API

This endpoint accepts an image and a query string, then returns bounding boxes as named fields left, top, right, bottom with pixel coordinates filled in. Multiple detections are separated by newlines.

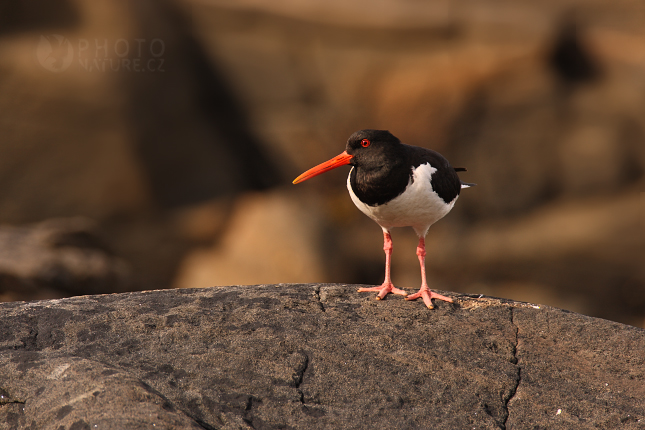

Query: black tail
left=455, top=167, right=475, bottom=188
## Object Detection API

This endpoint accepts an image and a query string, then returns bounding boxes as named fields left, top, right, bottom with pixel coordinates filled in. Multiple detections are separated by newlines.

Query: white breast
left=347, top=163, right=457, bottom=237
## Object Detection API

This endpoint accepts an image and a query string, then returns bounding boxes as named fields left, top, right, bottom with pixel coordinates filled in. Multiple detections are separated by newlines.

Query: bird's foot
left=358, top=283, right=408, bottom=300
left=405, top=286, right=453, bottom=309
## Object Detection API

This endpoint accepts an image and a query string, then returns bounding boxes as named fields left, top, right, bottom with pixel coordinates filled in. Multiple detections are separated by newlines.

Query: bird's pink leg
left=405, top=237, right=453, bottom=309
left=358, top=230, right=408, bottom=299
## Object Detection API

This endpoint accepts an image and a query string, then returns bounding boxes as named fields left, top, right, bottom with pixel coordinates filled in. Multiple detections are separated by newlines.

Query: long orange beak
left=292, top=151, right=353, bottom=184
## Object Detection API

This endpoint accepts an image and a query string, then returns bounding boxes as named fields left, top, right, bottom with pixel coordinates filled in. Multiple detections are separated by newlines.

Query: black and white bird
left=293, top=129, right=474, bottom=309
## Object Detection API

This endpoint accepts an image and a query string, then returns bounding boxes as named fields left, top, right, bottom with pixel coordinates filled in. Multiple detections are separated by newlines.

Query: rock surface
left=1, top=284, right=644, bottom=429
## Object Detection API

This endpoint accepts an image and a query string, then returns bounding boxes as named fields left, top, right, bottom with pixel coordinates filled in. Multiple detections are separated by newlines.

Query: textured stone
left=0, top=284, right=644, bottom=429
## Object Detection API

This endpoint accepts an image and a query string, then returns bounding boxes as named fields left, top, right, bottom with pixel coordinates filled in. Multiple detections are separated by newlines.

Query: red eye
left=361, top=139, right=371, bottom=147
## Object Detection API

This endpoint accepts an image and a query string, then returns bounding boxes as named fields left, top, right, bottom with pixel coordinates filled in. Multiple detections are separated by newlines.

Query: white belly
left=347, top=164, right=457, bottom=237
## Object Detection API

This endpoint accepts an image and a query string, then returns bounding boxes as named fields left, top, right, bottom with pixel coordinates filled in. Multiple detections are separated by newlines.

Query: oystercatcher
left=293, top=129, right=474, bottom=309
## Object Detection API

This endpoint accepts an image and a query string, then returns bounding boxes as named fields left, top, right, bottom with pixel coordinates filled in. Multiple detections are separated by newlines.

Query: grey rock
left=0, top=218, right=130, bottom=301
left=1, top=284, right=644, bottom=429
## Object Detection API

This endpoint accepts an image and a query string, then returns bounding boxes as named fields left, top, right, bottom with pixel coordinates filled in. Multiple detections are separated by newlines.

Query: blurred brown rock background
left=0, top=0, right=643, bottom=325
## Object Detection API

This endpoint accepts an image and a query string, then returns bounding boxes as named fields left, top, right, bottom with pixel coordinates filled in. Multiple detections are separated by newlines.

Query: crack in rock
left=501, top=306, right=521, bottom=430
left=312, top=286, right=326, bottom=312
left=0, top=387, right=25, bottom=406
left=291, top=352, right=310, bottom=405
left=194, top=417, right=218, bottom=430
left=241, top=396, right=261, bottom=430
left=242, top=418, right=256, bottom=429
left=292, top=352, right=309, bottom=389
left=139, top=379, right=216, bottom=430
